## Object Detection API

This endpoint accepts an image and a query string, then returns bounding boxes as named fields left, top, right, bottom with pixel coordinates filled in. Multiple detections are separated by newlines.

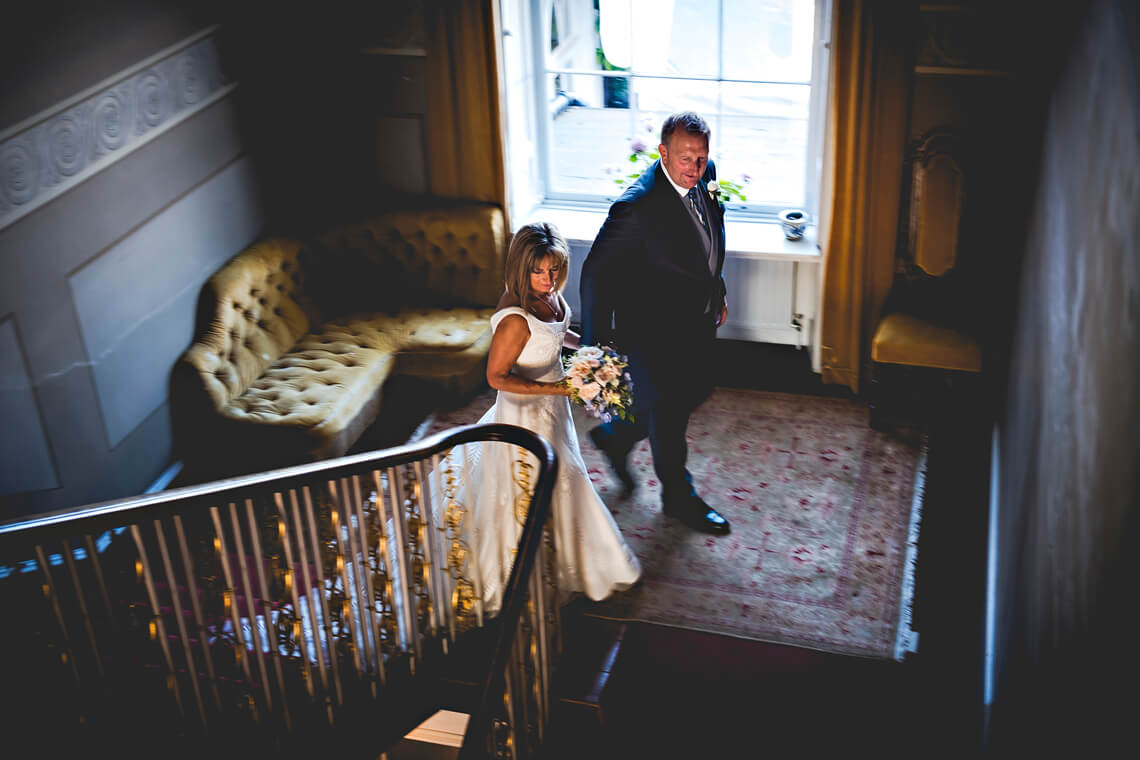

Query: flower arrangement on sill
left=606, top=120, right=751, bottom=202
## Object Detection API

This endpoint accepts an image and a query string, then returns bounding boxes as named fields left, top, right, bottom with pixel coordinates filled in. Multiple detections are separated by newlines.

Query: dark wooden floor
left=541, top=340, right=993, bottom=760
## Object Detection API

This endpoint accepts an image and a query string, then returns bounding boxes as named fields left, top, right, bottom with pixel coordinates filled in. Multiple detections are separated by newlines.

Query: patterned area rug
left=412, top=387, right=925, bottom=660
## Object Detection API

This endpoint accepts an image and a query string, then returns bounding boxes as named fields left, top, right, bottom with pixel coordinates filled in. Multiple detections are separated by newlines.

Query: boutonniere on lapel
left=707, top=180, right=721, bottom=202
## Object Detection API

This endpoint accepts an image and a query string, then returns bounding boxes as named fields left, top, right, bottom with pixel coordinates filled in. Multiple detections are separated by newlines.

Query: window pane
left=546, top=74, right=809, bottom=209
left=599, top=0, right=716, bottom=77
left=547, top=74, right=643, bottom=199
left=716, top=81, right=810, bottom=208
left=723, top=0, right=815, bottom=82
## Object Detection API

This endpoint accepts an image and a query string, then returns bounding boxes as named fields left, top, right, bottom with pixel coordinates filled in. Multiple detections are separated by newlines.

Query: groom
left=580, top=111, right=730, bottom=535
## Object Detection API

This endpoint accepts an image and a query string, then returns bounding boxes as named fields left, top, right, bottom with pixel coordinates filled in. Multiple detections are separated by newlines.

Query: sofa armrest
left=178, top=238, right=319, bottom=409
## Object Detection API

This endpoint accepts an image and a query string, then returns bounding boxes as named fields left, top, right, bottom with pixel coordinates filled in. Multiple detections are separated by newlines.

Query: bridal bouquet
left=562, top=345, right=634, bottom=423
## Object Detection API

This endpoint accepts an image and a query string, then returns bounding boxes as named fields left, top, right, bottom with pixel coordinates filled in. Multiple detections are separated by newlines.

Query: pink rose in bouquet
left=561, top=344, right=634, bottom=423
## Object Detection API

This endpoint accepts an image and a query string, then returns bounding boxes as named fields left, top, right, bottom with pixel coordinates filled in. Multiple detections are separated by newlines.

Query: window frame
left=520, top=0, right=832, bottom=221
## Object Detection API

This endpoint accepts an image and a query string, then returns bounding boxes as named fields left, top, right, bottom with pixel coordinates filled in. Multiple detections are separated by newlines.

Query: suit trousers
left=592, top=390, right=705, bottom=508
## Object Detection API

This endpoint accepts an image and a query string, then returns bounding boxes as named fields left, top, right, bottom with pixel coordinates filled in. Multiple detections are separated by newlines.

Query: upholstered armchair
left=172, top=203, right=506, bottom=475
left=869, top=129, right=983, bottom=430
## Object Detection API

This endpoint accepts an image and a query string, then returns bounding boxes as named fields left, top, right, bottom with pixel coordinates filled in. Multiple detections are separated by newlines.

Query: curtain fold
left=424, top=0, right=510, bottom=226
left=818, top=0, right=911, bottom=392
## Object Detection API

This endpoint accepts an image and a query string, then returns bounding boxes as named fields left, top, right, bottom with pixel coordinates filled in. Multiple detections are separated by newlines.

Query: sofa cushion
left=396, top=328, right=493, bottom=396
left=212, top=307, right=493, bottom=460
left=372, top=307, right=495, bottom=352
left=217, top=315, right=399, bottom=459
left=871, top=312, right=982, bottom=372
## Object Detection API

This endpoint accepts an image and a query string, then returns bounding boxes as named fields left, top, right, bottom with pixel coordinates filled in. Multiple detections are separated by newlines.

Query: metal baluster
left=33, top=544, right=82, bottom=689
left=60, top=538, right=103, bottom=679
left=226, top=502, right=274, bottom=715
left=287, top=488, right=331, bottom=706
left=412, top=459, right=443, bottom=644
left=528, top=568, right=548, bottom=744
left=370, top=469, right=399, bottom=673
left=83, top=533, right=114, bottom=621
left=334, top=478, right=369, bottom=671
left=402, top=464, right=431, bottom=654
left=349, top=474, right=386, bottom=689
left=345, top=475, right=380, bottom=681
left=272, top=492, right=316, bottom=701
left=209, top=507, right=255, bottom=690
left=325, top=481, right=365, bottom=678
left=301, top=486, right=344, bottom=710
left=544, top=525, right=562, bottom=665
left=515, top=608, right=534, bottom=758
left=243, top=497, right=292, bottom=731
left=504, top=636, right=522, bottom=760
left=462, top=446, right=484, bottom=629
left=428, top=453, right=455, bottom=644
left=388, top=465, right=420, bottom=665
left=127, top=527, right=184, bottom=719
left=153, top=518, right=208, bottom=730
left=171, top=515, right=222, bottom=714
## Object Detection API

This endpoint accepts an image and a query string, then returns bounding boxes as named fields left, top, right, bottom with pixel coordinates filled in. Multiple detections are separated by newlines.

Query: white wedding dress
left=440, top=295, right=641, bottom=617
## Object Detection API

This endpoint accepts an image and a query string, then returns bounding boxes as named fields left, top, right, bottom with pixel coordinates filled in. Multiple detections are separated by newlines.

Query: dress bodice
left=489, top=294, right=570, bottom=384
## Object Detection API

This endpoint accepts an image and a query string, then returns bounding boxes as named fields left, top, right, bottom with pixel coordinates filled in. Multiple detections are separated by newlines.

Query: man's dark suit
left=580, top=158, right=726, bottom=513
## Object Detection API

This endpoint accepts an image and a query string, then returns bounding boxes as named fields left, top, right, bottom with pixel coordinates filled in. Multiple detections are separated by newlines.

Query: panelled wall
left=0, top=1, right=437, bottom=519
left=986, top=0, right=1140, bottom=753
left=0, top=3, right=264, bottom=518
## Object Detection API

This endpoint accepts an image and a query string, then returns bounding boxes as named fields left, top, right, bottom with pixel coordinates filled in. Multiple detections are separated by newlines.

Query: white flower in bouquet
left=561, top=344, right=635, bottom=422
left=576, top=346, right=604, bottom=362
left=579, top=382, right=602, bottom=401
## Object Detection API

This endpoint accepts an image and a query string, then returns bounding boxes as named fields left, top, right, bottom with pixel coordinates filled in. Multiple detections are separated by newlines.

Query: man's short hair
left=660, top=112, right=711, bottom=146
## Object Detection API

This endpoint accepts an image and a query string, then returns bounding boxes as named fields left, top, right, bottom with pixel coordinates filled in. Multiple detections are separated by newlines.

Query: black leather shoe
left=663, top=497, right=731, bottom=535
left=588, top=426, right=635, bottom=498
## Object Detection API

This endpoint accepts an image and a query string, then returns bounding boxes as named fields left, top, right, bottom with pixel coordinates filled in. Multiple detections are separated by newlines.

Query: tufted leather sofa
left=172, top=203, right=506, bottom=471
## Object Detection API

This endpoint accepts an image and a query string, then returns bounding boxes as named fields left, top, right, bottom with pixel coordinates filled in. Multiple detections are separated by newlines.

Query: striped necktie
left=687, top=186, right=708, bottom=232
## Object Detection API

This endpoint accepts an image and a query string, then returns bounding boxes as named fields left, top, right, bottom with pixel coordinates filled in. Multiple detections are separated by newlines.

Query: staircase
left=0, top=424, right=559, bottom=760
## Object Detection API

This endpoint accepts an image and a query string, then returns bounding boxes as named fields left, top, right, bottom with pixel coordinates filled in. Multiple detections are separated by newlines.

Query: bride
left=445, top=222, right=641, bottom=616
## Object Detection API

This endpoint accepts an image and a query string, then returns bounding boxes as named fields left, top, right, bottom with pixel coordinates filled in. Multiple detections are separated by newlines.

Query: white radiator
left=564, top=248, right=820, bottom=351
left=717, top=254, right=819, bottom=348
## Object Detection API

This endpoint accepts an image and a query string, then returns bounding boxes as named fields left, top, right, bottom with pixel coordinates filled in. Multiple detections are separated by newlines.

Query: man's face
left=659, top=131, right=709, bottom=189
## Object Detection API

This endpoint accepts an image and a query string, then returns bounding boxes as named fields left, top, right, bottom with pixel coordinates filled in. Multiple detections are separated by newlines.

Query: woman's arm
left=563, top=327, right=581, bottom=350
left=487, top=315, right=571, bottom=396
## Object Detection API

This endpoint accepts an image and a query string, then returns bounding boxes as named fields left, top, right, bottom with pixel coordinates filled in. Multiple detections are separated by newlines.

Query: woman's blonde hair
left=504, top=222, right=570, bottom=303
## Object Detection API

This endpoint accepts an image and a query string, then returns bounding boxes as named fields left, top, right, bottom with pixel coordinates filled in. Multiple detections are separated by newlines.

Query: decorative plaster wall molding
left=0, top=27, right=235, bottom=233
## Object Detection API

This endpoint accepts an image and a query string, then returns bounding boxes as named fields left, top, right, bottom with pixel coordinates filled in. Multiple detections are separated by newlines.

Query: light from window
left=536, top=0, right=821, bottom=216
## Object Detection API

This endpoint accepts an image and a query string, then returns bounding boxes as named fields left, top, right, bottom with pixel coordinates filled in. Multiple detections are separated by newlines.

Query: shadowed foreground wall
left=0, top=2, right=264, bottom=518
left=988, top=0, right=1140, bottom=753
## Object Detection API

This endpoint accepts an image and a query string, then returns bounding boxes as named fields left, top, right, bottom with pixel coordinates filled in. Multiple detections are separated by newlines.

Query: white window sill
left=518, top=204, right=821, bottom=263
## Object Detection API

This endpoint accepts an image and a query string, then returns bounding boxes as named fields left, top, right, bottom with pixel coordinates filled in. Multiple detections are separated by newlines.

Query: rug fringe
left=893, top=433, right=927, bottom=661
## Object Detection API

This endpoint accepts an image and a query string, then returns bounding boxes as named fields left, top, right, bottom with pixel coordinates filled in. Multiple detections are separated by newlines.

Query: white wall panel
left=69, top=158, right=263, bottom=447
left=0, top=317, right=58, bottom=496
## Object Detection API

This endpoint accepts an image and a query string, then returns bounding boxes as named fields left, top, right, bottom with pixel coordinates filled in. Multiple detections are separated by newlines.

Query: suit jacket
left=580, top=159, right=727, bottom=405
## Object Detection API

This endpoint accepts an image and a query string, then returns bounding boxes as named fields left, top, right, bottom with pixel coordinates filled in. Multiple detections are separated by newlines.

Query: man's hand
left=715, top=300, right=728, bottom=328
